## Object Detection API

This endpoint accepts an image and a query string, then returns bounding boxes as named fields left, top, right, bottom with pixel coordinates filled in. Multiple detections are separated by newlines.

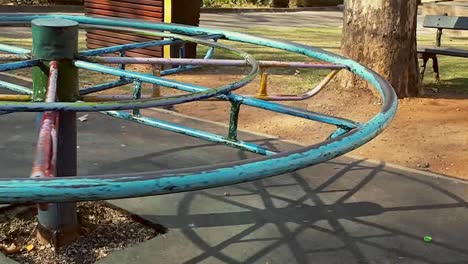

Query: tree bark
left=341, top=0, right=421, bottom=98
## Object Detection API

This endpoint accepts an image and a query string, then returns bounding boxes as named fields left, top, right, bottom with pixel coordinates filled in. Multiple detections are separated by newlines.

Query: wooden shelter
left=84, top=0, right=200, bottom=58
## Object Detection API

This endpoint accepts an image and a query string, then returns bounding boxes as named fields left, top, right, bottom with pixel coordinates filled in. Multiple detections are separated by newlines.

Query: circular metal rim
left=0, top=15, right=398, bottom=204
left=0, top=15, right=259, bottom=112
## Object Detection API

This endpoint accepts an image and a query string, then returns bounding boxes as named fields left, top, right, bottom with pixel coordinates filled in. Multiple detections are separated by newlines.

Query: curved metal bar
left=82, top=57, right=347, bottom=70
left=0, top=15, right=398, bottom=203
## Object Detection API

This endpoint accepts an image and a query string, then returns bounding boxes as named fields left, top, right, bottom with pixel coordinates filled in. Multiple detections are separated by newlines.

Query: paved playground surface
left=0, top=10, right=434, bottom=39
left=0, top=101, right=467, bottom=263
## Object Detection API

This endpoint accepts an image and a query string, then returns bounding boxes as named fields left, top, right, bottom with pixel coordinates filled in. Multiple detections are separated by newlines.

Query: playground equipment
left=0, top=15, right=397, bottom=246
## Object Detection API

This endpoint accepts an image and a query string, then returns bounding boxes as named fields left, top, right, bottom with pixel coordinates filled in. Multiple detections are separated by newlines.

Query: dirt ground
left=164, top=71, right=468, bottom=180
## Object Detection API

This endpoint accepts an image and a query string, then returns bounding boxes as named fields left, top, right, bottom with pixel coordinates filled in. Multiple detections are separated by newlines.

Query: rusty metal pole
left=31, top=18, right=80, bottom=247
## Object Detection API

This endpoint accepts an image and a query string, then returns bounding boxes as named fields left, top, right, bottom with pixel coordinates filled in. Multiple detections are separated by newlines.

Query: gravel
left=0, top=202, right=165, bottom=264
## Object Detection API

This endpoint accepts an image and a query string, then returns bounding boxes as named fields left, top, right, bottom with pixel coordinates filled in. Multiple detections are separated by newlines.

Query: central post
left=31, top=18, right=80, bottom=247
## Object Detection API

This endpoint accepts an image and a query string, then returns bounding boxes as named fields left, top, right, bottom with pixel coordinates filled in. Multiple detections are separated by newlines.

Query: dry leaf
left=78, top=114, right=89, bottom=122
left=25, top=244, right=34, bottom=252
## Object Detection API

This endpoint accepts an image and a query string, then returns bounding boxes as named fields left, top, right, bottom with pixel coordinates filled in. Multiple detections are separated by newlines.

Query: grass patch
left=417, top=34, right=468, bottom=94
left=197, top=27, right=342, bottom=93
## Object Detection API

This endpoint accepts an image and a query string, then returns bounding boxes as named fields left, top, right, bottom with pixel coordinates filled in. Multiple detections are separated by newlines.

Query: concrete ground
left=0, top=11, right=344, bottom=39
left=0, top=105, right=467, bottom=263
left=201, top=11, right=343, bottom=29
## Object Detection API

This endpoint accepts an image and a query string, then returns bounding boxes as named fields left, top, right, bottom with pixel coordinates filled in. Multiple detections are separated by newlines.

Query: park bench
left=417, top=15, right=468, bottom=81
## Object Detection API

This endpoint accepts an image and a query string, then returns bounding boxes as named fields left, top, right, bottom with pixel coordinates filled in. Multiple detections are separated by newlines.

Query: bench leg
left=419, top=53, right=430, bottom=81
left=431, top=55, right=441, bottom=83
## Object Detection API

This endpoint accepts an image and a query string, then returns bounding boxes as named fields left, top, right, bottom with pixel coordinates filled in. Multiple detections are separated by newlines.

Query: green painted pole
left=31, top=18, right=80, bottom=247
left=228, top=101, right=241, bottom=141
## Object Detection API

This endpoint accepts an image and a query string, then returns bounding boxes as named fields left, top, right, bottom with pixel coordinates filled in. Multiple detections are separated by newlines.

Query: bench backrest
left=423, top=15, right=468, bottom=30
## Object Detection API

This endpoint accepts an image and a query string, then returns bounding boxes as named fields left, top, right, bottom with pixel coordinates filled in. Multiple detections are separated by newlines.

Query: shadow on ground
left=422, top=77, right=468, bottom=99
left=104, top=139, right=468, bottom=264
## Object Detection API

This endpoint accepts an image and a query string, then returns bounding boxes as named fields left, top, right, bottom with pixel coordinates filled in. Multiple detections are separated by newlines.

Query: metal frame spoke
left=0, top=43, right=30, bottom=54
left=0, top=79, right=33, bottom=95
left=0, top=53, right=31, bottom=61
left=0, top=59, right=40, bottom=72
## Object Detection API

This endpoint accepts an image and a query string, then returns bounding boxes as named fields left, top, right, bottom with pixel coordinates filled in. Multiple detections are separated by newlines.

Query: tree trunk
left=341, top=0, right=421, bottom=98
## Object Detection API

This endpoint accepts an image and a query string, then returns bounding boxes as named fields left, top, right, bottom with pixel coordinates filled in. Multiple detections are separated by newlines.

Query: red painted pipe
left=31, top=61, right=59, bottom=179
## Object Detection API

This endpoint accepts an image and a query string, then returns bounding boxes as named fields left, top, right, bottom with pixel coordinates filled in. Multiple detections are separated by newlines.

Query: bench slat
left=417, top=46, right=468, bottom=58
left=423, top=15, right=468, bottom=30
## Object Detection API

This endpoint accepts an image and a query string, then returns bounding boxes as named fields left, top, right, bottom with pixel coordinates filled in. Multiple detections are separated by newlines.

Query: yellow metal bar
left=257, top=69, right=269, bottom=97
left=163, top=0, right=172, bottom=59
left=0, top=94, right=31, bottom=101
